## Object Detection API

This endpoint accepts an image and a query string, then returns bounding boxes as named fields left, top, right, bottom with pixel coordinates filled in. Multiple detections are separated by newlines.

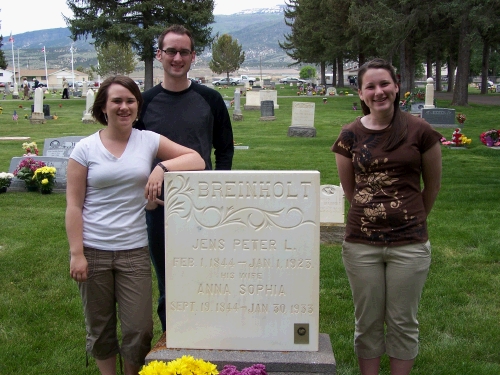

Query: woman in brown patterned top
left=332, top=58, right=442, bottom=375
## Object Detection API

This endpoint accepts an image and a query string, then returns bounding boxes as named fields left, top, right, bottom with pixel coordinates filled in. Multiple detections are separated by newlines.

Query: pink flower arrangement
left=480, top=129, right=500, bottom=146
left=13, top=158, right=47, bottom=190
left=219, top=364, right=267, bottom=375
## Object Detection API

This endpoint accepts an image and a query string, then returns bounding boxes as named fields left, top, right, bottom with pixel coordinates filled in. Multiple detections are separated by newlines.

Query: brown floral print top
left=332, top=114, right=442, bottom=245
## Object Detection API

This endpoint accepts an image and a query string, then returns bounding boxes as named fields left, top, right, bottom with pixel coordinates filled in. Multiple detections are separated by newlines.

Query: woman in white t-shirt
left=65, top=75, right=204, bottom=375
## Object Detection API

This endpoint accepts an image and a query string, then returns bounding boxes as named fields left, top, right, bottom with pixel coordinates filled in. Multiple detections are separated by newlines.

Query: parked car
left=212, top=77, right=240, bottom=86
left=279, top=77, right=306, bottom=84
left=189, top=78, right=201, bottom=84
left=68, top=81, right=84, bottom=88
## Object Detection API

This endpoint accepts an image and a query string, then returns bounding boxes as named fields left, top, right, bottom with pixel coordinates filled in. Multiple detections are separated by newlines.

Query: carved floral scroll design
left=164, top=175, right=315, bottom=231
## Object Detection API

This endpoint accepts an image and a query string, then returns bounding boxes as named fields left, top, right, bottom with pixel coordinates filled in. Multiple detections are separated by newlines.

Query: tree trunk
left=451, top=16, right=470, bottom=106
left=435, top=54, right=442, bottom=92
left=447, top=56, right=456, bottom=93
left=337, top=56, right=344, bottom=87
left=399, top=40, right=415, bottom=94
left=144, top=55, right=154, bottom=91
left=358, top=52, right=366, bottom=68
left=332, top=59, right=337, bottom=87
left=320, top=61, right=326, bottom=86
left=480, top=40, right=490, bottom=95
left=426, top=53, right=432, bottom=78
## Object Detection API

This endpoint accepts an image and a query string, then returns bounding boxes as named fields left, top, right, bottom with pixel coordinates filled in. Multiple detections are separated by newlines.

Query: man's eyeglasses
left=160, top=48, right=192, bottom=57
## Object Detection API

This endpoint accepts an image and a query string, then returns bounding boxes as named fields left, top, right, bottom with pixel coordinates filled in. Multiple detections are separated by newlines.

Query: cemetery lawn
left=0, top=93, right=499, bottom=375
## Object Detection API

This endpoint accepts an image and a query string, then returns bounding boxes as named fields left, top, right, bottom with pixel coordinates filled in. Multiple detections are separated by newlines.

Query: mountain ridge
left=2, top=6, right=294, bottom=70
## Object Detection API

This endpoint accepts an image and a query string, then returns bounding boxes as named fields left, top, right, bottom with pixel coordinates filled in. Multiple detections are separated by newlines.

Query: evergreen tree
left=95, top=42, right=137, bottom=77
left=65, top=0, right=214, bottom=90
left=209, top=34, right=245, bottom=80
left=299, top=65, right=316, bottom=80
left=0, top=36, right=7, bottom=70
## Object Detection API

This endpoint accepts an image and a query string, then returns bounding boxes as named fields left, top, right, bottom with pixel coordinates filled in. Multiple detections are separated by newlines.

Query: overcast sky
left=1, top=1, right=286, bottom=36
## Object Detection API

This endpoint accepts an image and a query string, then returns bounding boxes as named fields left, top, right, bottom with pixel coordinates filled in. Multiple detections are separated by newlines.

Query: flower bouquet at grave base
left=33, top=166, right=56, bottom=193
left=448, top=128, right=472, bottom=147
left=13, top=158, right=46, bottom=191
left=400, top=89, right=425, bottom=112
left=0, top=172, right=15, bottom=191
left=139, top=355, right=219, bottom=375
left=456, top=113, right=466, bottom=124
left=480, top=129, right=500, bottom=146
left=219, top=363, right=268, bottom=375
left=22, top=141, right=39, bottom=156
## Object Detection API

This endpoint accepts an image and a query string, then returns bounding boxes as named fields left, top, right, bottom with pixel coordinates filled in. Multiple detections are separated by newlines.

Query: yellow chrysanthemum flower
left=139, top=356, right=218, bottom=375
left=41, top=178, right=49, bottom=185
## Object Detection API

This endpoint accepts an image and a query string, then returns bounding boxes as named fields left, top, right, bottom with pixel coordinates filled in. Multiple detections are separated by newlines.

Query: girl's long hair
left=358, top=58, right=407, bottom=151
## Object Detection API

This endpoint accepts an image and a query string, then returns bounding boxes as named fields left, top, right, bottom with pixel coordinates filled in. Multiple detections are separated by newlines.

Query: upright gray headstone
left=233, top=89, right=243, bottom=121
left=260, top=100, right=275, bottom=121
left=43, top=136, right=85, bottom=157
left=82, top=81, right=88, bottom=97
left=421, top=108, right=456, bottom=128
left=82, top=89, right=96, bottom=123
left=30, top=88, right=46, bottom=124
left=8, top=156, right=70, bottom=191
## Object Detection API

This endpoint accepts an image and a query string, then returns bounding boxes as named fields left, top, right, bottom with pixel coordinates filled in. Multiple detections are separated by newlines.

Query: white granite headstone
left=33, top=88, right=44, bottom=113
left=320, top=185, right=344, bottom=224
left=30, top=88, right=46, bottom=123
left=82, top=90, right=95, bottom=123
left=260, top=90, right=279, bottom=109
left=164, top=171, right=320, bottom=351
left=244, top=90, right=261, bottom=109
left=424, top=77, right=435, bottom=109
left=291, top=102, right=315, bottom=128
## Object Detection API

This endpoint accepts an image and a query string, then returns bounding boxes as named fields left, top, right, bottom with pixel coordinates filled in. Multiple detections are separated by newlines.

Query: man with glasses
left=135, top=24, right=234, bottom=332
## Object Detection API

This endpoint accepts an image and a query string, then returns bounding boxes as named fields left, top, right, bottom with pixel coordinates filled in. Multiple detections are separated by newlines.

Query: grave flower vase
left=26, top=182, right=39, bottom=192
left=485, top=136, right=494, bottom=147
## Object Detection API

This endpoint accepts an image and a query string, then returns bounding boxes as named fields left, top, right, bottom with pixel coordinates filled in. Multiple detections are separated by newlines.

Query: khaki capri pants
left=78, top=246, right=153, bottom=366
left=342, top=241, right=431, bottom=360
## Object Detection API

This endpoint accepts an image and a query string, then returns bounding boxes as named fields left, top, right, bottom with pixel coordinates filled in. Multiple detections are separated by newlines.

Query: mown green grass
left=0, top=89, right=499, bottom=374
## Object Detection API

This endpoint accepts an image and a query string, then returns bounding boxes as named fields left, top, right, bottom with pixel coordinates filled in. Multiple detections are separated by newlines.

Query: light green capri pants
left=342, top=241, right=431, bottom=360
left=78, top=246, right=153, bottom=366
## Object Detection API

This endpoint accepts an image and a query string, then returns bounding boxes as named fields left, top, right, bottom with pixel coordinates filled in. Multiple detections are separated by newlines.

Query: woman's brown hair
left=91, top=75, right=143, bottom=126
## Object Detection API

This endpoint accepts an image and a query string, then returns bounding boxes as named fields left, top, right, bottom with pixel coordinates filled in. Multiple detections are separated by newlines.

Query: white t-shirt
left=70, top=128, right=160, bottom=250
